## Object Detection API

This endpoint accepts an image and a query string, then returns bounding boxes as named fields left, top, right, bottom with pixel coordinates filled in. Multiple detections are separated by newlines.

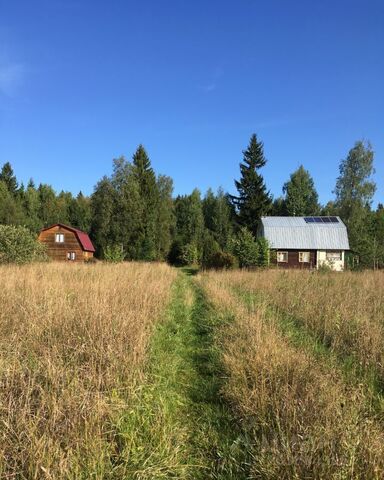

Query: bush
left=0, top=225, right=48, bottom=264
left=103, top=244, right=125, bottom=263
left=204, top=251, right=236, bottom=270
left=180, top=243, right=200, bottom=266
left=231, top=227, right=260, bottom=268
left=201, top=231, right=220, bottom=268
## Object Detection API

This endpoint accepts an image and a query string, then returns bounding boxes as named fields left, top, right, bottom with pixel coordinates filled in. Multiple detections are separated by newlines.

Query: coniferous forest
left=0, top=134, right=383, bottom=268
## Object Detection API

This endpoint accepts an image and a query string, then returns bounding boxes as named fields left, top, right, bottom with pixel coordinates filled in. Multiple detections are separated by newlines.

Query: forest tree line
left=0, top=134, right=383, bottom=268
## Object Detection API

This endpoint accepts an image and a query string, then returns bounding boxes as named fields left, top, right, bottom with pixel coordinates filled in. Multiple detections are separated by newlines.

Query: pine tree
left=282, top=165, right=320, bottom=216
left=0, top=162, right=18, bottom=195
left=230, top=134, right=272, bottom=235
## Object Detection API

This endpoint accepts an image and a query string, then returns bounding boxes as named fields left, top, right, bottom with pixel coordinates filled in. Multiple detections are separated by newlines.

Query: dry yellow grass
left=0, top=262, right=176, bottom=479
left=212, top=269, right=384, bottom=383
left=201, top=270, right=384, bottom=479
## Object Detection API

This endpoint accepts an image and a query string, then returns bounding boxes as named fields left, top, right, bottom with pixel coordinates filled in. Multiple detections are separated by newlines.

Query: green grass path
left=112, top=271, right=250, bottom=479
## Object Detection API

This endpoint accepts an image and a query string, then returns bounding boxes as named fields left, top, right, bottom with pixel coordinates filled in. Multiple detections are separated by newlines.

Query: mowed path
left=113, top=270, right=250, bottom=479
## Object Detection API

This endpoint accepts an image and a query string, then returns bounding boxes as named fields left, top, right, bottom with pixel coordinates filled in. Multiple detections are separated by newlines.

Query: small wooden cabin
left=258, top=216, right=350, bottom=271
left=38, top=224, right=95, bottom=262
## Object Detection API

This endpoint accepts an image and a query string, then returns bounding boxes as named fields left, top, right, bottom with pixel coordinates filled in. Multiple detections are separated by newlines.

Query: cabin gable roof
left=40, top=223, right=95, bottom=252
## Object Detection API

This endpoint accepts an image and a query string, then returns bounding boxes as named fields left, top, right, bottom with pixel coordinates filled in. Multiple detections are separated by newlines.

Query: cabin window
left=67, top=252, right=76, bottom=261
left=55, top=233, right=64, bottom=243
left=326, top=251, right=342, bottom=261
left=299, top=251, right=310, bottom=263
left=277, top=251, right=288, bottom=263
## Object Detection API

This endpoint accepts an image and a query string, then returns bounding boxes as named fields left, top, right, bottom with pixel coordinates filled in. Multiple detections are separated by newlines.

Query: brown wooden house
left=38, top=224, right=95, bottom=262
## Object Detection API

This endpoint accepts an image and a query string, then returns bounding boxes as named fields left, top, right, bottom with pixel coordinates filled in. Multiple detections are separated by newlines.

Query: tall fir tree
left=282, top=165, right=320, bottom=216
left=230, top=134, right=272, bottom=235
left=132, top=146, right=159, bottom=260
left=0, top=162, right=18, bottom=195
left=111, top=157, right=143, bottom=260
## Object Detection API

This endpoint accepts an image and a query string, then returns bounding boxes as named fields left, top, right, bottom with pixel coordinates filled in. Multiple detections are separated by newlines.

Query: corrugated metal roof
left=260, top=216, right=350, bottom=250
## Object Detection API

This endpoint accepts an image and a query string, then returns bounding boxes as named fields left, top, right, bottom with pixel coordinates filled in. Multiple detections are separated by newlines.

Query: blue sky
left=0, top=0, right=383, bottom=206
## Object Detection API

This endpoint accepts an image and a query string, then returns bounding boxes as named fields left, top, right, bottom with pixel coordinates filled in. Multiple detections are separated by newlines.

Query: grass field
left=1, top=264, right=384, bottom=479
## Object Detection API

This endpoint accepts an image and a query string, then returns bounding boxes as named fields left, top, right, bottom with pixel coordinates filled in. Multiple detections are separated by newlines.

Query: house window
left=299, top=251, right=310, bottom=263
left=55, top=233, right=64, bottom=243
left=326, top=251, right=342, bottom=261
left=67, top=252, right=76, bottom=261
left=277, top=251, right=288, bottom=263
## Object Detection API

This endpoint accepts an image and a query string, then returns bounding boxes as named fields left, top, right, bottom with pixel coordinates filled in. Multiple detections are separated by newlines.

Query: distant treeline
left=0, top=134, right=383, bottom=268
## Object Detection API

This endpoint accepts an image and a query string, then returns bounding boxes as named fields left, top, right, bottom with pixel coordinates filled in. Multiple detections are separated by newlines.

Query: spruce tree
left=0, top=162, right=18, bottom=195
left=230, top=134, right=272, bottom=235
left=132, top=145, right=158, bottom=260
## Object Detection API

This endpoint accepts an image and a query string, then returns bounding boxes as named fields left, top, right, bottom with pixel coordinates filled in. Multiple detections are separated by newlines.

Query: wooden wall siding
left=272, top=250, right=317, bottom=269
left=38, top=225, right=92, bottom=262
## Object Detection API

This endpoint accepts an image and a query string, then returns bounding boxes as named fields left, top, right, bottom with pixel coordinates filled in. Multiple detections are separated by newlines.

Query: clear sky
left=0, top=0, right=383, bottom=205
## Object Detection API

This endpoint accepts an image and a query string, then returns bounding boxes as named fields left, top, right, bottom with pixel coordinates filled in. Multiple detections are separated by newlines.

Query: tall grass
left=216, top=269, right=384, bottom=388
left=201, top=270, right=384, bottom=479
left=0, top=262, right=176, bottom=479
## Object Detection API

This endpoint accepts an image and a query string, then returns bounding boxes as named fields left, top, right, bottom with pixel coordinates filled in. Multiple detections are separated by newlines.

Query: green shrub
left=201, top=231, right=220, bottom=268
left=204, top=251, right=236, bottom=270
left=231, top=227, right=260, bottom=268
left=180, top=243, right=200, bottom=266
left=103, top=244, right=125, bottom=263
left=0, top=225, right=48, bottom=264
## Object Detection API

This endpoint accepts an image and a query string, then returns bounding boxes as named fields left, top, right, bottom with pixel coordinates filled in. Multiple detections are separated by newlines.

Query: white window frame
left=326, top=251, right=342, bottom=262
left=55, top=233, right=64, bottom=243
left=67, top=252, right=76, bottom=261
left=299, top=251, right=310, bottom=263
left=277, top=251, right=288, bottom=263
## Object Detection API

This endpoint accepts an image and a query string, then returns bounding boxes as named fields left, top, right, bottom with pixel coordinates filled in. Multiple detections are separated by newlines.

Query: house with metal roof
left=38, top=223, right=95, bottom=262
left=258, top=216, right=350, bottom=271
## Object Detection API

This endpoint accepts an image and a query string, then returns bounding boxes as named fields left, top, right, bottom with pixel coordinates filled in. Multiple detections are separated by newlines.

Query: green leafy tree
left=0, top=162, right=18, bottom=195
left=334, top=141, right=376, bottom=266
left=282, top=165, right=320, bottom=216
left=0, top=180, right=25, bottom=225
left=23, top=180, right=42, bottom=232
left=230, top=134, right=272, bottom=235
left=68, top=192, right=92, bottom=232
left=90, top=177, right=117, bottom=257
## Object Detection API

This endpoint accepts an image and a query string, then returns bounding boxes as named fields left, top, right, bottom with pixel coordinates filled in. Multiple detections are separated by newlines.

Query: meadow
left=1, top=263, right=383, bottom=479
